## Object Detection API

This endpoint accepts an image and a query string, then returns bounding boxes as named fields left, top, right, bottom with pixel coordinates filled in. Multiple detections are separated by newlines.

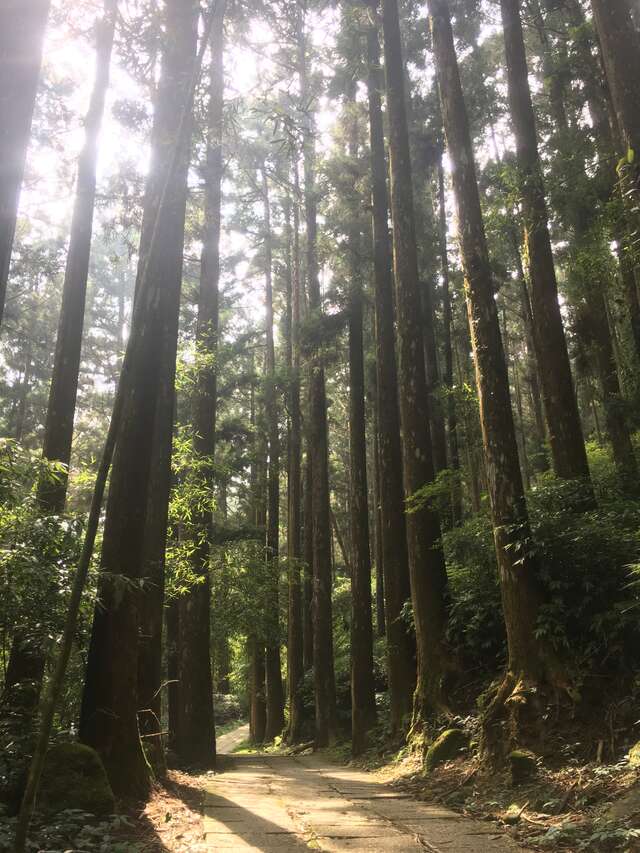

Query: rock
left=424, top=729, right=469, bottom=772
left=38, top=742, right=115, bottom=816
left=508, top=749, right=537, bottom=785
left=502, top=803, right=524, bottom=825
left=628, top=741, right=640, bottom=769
left=606, top=785, right=640, bottom=820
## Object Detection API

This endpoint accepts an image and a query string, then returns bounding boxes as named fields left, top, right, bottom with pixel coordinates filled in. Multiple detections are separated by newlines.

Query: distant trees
left=0, top=0, right=50, bottom=327
left=1, top=0, right=117, bottom=716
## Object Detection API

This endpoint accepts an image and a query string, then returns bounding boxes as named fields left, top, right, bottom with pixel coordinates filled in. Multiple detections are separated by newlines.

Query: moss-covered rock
left=424, top=729, right=469, bottom=772
left=38, top=742, right=115, bottom=816
left=508, top=749, right=537, bottom=785
left=628, top=741, right=640, bottom=768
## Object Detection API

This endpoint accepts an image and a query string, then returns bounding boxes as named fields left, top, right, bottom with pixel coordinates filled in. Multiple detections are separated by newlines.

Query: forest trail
left=203, top=749, right=530, bottom=852
left=217, top=723, right=251, bottom=754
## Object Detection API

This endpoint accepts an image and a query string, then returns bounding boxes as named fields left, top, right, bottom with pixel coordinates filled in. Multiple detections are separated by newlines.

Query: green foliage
left=442, top=466, right=640, bottom=677
left=0, top=440, right=84, bottom=666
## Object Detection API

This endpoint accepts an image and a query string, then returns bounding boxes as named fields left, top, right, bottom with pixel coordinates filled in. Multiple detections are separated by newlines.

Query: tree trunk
left=437, top=160, right=462, bottom=523
left=371, top=416, right=386, bottom=638
left=500, top=0, right=592, bottom=489
left=298, top=4, right=337, bottom=747
left=262, top=168, right=286, bottom=742
left=0, top=0, right=50, bottom=326
left=79, top=0, right=198, bottom=800
left=173, top=3, right=225, bottom=768
left=381, top=0, right=449, bottom=724
left=428, top=0, right=549, bottom=751
left=287, top=178, right=305, bottom=743
left=302, top=450, right=314, bottom=671
left=248, top=374, right=268, bottom=746
left=511, top=234, right=548, bottom=473
left=2, top=0, right=118, bottom=720
left=580, top=293, right=640, bottom=491
left=248, top=637, right=267, bottom=745
left=592, top=0, right=640, bottom=169
left=365, top=6, right=415, bottom=734
left=344, top=78, right=377, bottom=756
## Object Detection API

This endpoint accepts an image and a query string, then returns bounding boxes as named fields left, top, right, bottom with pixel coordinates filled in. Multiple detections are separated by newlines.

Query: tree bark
left=371, top=414, right=386, bottom=638
left=298, top=4, right=337, bottom=747
left=381, top=0, right=449, bottom=723
left=286, top=178, right=305, bottom=743
left=344, top=77, right=377, bottom=756
left=248, top=636, right=267, bottom=745
left=302, top=449, right=314, bottom=671
left=79, top=0, right=198, bottom=800
left=262, top=168, right=286, bottom=741
left=428, top=0, right=548, bottom=748
left=365, top=5, right=415, bottom=734
left=173, top=3, right=225, bottom=768
left=500, top=0, right=592, bottom=488
left=0, top=0, right=50, bottom=327
left=437, top=160, right=462, bottom=523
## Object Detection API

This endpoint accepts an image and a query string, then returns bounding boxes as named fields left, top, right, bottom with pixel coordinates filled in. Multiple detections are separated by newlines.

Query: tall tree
left=343, top=72, right=376, bottom=756
left=262, top=166, right=286, bottom=741
left=298, top=2, right=338, bottom=746
left=286, top=173, right=305, bottom=743
left=500, top=0, right=592, bottom=488
left=79, top=0, right=199, bottom=799
left=437, top=158, right=462, bottom=523
left=381, top=0, right=449, bottom=722
left=0, top=0, right=50, bottom=327
left=173, top=1, right=226, bottom=768
left=428, top=0, right=549, bottom=746
left=365, top=7, right=415, bottom=732
left=1, top=0, right=118, bottom=715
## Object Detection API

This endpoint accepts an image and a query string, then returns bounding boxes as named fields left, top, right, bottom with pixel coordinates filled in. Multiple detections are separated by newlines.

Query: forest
left=1, top=0, right=640, bottom=851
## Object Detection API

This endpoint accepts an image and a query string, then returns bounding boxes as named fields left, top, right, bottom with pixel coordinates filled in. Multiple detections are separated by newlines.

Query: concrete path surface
left=204, top=750, right=530, bottom=852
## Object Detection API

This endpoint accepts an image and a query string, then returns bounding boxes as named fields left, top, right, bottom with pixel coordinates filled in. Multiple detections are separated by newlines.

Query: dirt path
left=203, top=749, right=531, bottom=852
left=217, top=723, right=251, bottom=754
